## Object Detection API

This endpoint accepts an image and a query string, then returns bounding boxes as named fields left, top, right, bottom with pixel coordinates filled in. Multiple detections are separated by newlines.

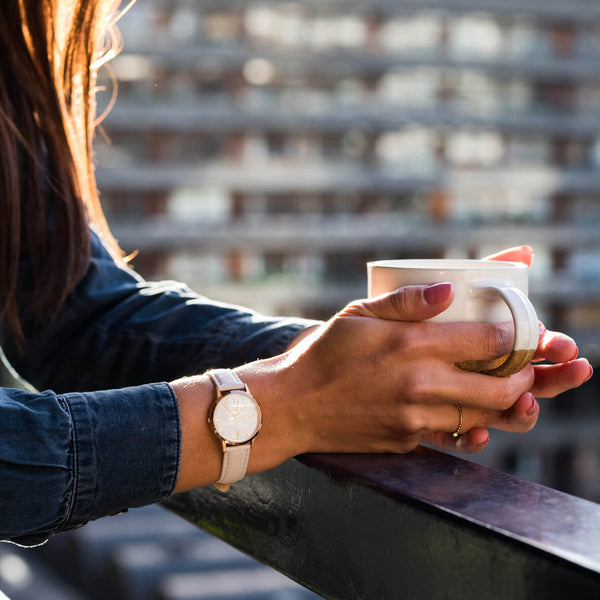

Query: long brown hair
left=0, top=0, right=126, bottom=347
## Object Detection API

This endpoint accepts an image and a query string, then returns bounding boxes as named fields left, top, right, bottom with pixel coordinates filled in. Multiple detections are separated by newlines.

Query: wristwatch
left=207, top=369, right=262, bottom=492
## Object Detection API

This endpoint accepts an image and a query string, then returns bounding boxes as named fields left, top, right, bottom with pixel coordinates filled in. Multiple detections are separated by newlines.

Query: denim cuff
left=62, top=382, right=180, bottom=529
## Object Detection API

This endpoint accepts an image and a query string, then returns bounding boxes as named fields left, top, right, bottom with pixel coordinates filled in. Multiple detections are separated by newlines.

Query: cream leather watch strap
left=208, top=368, right=246, bottom=393
left=208, top=369, right=257, bottom=493
left=214, top=445, right=252, bottom=493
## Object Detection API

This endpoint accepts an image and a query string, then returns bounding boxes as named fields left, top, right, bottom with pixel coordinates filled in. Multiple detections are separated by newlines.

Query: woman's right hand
left=237, top=282, right=543, bottom=476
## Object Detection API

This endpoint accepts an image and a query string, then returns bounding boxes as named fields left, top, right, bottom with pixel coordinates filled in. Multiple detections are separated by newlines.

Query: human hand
left=241, top=282, right=543, bottom=469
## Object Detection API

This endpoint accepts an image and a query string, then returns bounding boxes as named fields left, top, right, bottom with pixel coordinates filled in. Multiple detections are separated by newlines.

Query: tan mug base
left=456, top=348, right=537, bottom=378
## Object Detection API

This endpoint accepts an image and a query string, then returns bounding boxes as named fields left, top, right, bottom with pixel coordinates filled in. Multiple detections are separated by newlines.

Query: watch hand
left=234, top=399, right=242, bottom=418
left=223, top=401, right=236, bottom=416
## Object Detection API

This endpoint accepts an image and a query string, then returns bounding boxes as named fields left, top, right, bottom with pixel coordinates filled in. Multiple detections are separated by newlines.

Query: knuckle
left=521, top=363, right=536, bottom=388
left=490, top=381, right=513, bottom=411
left=402, top=371, right=431, bottom=405
left=390, top=327, right=421, bottom=361
left=397, top=407, right=429, bottom=436
left=494, top=377, right=525, bottom=410
left=389, top=287, right=412, bottom=316
left=389, top=285, right=427, bottom=319
left=406, top=413, right=428, bottom=436
left=341, top=299, right=371, bottom=316
left=481, top=322, right=513, bottom=358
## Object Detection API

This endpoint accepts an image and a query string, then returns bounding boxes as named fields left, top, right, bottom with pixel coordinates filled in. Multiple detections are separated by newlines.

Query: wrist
left=234, top=354, right=313, bottom=471
left=171, top=355, right=312, bottom=494
left=171, top=375, right=222, bottom=493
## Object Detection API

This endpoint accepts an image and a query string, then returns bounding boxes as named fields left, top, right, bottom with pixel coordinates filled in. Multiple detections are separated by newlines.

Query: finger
left=408, top=368, right=533, bottom=435
left=482, top=245, right=534, bottom=266
left=422, top=392, right=537, bottom=452
left=490, top=392, right=540, bottom=432
left=348, top=287, right=520, bottom=366
left=531, top=359, right=593, bottom=398
left=459, top=390, right=539, bottom=434
left=425, top=394, right=537, bottom=452
left=535, top=325, right=579, bottom=363
left=343, top=282, right=454, bottom=322
left=371, top=319, right=516, bottom=366
left=397, top=359, right=534, bottom=413
left=447, top=320, right=517, bottom=364
left=424, top=428, right=490, bottom=454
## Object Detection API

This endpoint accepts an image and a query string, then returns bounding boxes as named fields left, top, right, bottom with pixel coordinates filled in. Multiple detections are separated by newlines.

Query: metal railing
left=164, top=446, right=600, bottom=600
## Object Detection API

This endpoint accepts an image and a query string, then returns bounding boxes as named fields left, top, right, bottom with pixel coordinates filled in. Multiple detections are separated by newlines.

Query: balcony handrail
left=172, top=0, right=600, bottom=23
left=103, top=103, right=600, bottom=136
left=97, top=163, right=600, bottom=194
left=115, top=42, right=600, bottom=80
left=109, top=219, right=600, bottom=252
left=164, top=446, right=600, bottom=599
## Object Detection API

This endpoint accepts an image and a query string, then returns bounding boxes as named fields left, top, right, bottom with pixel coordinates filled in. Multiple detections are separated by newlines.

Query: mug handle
left=458, top=284, right=539, bottom=377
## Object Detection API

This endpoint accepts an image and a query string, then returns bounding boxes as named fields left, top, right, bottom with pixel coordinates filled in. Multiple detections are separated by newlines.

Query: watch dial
left=213, top=392, right=261, bottom=443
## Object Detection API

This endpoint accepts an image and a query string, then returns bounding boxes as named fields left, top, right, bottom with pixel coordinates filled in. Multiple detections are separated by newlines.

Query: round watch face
left=212, top=391, right=261, bottom=444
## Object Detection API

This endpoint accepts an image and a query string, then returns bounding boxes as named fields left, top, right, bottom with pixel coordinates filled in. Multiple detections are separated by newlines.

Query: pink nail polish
left=424, top=282, right=452, bottom=305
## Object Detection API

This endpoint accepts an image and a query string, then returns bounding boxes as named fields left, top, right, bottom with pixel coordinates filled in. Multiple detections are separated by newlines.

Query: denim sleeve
left=0, top=382, right=180, bottom=546
left=1, top=227, right=320, bottom=393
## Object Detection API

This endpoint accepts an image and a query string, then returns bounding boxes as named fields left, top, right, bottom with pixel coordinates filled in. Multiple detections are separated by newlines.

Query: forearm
left=1, top=382, right=179, bottom=546
left=2, top=227, right=319, bottom=393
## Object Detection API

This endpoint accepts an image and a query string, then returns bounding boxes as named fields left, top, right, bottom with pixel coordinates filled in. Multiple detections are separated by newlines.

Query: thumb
left=346, top=282, right=454, bottom=321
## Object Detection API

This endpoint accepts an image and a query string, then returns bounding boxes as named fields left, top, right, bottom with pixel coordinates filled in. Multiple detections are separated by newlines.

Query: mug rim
left=367, top=259, right=528, bottom=271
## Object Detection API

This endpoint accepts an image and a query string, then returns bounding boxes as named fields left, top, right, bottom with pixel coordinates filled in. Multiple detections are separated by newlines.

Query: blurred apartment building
left=46, top=1, right=600, bottom=497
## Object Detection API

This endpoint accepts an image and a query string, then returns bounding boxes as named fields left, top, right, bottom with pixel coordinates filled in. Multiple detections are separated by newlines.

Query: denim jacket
left=0, top=227, right=318, bottom=546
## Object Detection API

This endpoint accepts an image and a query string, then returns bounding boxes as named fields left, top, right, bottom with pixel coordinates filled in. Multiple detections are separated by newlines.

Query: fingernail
left=584, top=364, right=594, bottom=383
left=538, top=321, right=546, bottom=336
left=526, top=394, right=538, bottom=416
left=424, top=282, right=452, bottom=305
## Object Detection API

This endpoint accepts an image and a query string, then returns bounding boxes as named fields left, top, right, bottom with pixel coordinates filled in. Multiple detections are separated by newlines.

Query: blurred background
left=2, top=0, right=600, bottom=597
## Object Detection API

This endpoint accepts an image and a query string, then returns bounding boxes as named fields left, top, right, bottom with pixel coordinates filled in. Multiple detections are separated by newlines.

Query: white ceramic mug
left=367, top=259, right=539, bottom=377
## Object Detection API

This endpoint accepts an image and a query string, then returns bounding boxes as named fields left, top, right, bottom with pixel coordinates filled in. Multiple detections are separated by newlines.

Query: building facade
left=83, top=0, right=600, bottom=499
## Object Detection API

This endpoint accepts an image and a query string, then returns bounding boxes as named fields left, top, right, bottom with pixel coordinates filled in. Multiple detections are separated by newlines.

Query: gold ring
left=451, top=404, right=463, bottom=438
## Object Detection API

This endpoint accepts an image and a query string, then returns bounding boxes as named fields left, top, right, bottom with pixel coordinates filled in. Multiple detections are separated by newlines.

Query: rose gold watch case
left=208, top=389, right=262, bottom=446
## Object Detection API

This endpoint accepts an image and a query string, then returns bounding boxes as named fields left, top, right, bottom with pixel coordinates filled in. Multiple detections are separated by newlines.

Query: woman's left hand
left=428, top=245, right=593, bottom=453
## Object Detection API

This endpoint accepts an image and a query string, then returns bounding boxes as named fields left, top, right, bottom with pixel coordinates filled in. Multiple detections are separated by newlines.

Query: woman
left=0, top=0, right=591, bottom=545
